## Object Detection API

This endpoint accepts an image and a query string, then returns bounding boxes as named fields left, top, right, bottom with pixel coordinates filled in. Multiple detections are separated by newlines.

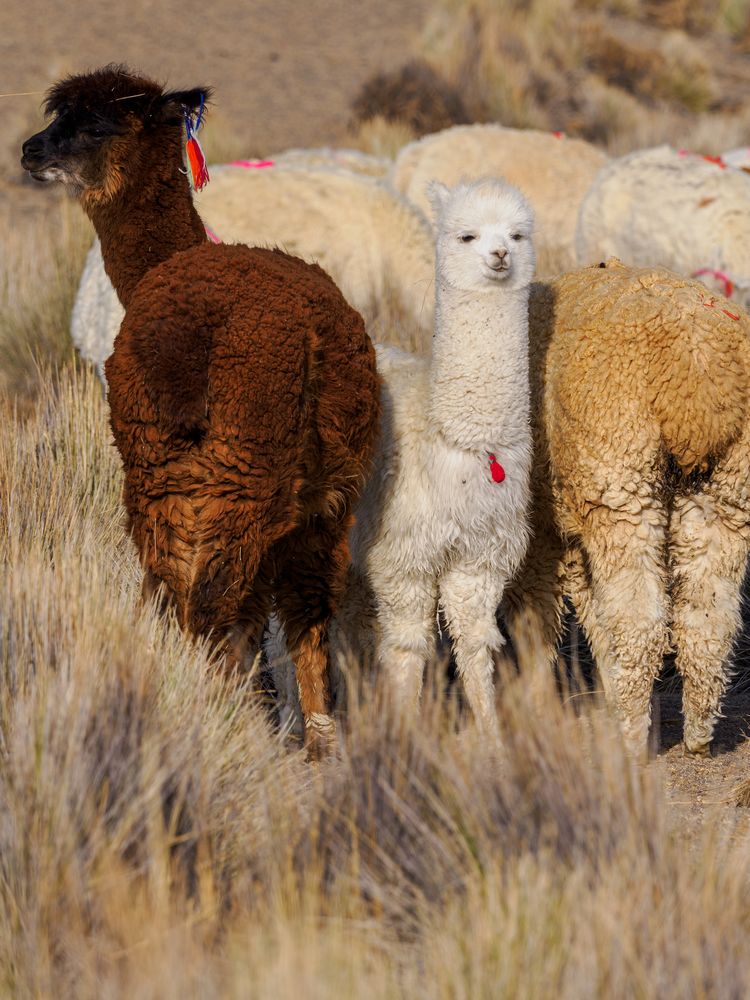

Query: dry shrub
left=583, top=24, right=714, bottom=112
left=347, top=113, right=417, bottom=160
left=581, top=0, right=750, bottom=35
left=350, top=59, right=470, bottom=138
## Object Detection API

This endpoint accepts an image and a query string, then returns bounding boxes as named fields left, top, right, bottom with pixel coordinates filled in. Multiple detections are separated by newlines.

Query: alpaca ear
left=427, top=181, right=450, bottom=219
left=153, top=87, right=212, bottom=126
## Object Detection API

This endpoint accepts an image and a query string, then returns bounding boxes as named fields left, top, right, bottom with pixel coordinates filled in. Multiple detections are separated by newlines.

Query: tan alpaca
left=505, top=259, right=750, bottom=757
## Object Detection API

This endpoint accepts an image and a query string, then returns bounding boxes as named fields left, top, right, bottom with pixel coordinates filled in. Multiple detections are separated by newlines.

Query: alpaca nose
left=21, top=134, right=47, bottom=169
left=492, top=247, right=508, bottom=261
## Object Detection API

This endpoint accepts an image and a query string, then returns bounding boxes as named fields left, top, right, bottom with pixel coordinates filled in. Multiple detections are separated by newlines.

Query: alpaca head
left=428, top=179, right=535, bottom=292
left=21, top=64, right=210, bottom=207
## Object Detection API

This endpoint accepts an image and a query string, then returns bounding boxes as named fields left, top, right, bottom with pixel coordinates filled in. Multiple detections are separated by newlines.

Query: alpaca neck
left=85, top=133, right=207, bottom=309
left=428, top=278, right=530, bottom=452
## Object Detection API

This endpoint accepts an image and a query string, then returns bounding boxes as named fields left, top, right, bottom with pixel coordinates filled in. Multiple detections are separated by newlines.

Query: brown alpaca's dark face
left=20, top=64, right=210, bottom=204
left=21, top=108, right=133, bottom=195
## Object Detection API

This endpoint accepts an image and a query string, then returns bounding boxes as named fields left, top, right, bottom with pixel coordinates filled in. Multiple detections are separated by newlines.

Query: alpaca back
left=106, top=243, right=378, bottom=509
left=575, top=146, right=750, bottom=311
left=543, top=260, right=749, bottom=479
left=196, top=165, right=435, bottom=335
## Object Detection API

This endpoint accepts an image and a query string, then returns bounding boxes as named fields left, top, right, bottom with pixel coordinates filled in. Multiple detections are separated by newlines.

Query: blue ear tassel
left=194, top=91, right=205, bottom=131
left=182, top=93, right=205, bottom=142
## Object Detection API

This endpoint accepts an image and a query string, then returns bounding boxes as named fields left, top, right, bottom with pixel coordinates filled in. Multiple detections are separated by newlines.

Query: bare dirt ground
left=0, top=0, right=427, bottom=212
left=1, top=0, right=748, bottom=840
left=658, top=694, right=750, bottom=845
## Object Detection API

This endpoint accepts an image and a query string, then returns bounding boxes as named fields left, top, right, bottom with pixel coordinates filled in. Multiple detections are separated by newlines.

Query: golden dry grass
left=0, top=220, right=749, bottom=996
left=0, top=195, right=91, bottom=407
left=416, top=0, right=750, bottom=153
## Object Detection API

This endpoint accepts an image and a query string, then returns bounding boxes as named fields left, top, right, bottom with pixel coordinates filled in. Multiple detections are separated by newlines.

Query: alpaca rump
left=506, top=259, right=750, bottom=756
left=22, top=65, right=381, bottom=756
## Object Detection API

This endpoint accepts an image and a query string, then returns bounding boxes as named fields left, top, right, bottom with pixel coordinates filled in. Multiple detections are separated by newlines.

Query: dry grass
left=0, top=195, right=91, bottom=407
left=415, top=0, right=750, bottom=153
left=0, top=249, right=748, bottom=995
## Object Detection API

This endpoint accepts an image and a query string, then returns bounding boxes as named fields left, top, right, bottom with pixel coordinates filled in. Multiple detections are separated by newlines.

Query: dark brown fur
left=22, top=66, right=381, bottom=756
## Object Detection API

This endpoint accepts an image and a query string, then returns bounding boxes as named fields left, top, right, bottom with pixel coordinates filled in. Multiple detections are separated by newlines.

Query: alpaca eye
left=512, top=233, right=524, bottom=241
left=460, top=234, right=476, bottom=243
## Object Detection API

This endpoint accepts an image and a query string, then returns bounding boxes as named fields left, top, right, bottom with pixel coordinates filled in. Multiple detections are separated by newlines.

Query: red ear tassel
left=186, top=134, right=209, bottom=190
left=183, top=98, right=210, bottom=191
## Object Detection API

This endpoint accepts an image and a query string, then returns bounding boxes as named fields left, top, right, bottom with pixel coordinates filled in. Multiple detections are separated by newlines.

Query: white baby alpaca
left=351, top=179, right=535, bottom=730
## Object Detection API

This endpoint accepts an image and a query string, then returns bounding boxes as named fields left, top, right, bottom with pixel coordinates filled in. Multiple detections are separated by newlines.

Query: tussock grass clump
left=350, top=59, right=470, bottom=138
left=0, top=353, right=748, bottom=994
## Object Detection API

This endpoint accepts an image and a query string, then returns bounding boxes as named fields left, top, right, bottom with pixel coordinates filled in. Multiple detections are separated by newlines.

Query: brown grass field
left=1, top=0, right=750, bottom=995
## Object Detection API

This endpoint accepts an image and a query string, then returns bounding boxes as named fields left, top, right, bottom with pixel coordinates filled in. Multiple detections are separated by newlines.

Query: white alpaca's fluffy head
left=429, top=178, right=535, bottom=292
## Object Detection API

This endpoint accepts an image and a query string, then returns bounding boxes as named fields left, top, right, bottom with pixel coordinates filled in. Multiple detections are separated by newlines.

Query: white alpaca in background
left=269, top=179, right=536, bottom=732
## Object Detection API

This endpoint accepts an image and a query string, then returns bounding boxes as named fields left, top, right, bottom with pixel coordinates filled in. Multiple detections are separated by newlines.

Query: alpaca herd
left=21, top=64, right=750, bottom=762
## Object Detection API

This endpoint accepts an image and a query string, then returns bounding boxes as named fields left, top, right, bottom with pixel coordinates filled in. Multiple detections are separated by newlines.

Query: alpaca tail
left=647, top=289, right=749, bottom=474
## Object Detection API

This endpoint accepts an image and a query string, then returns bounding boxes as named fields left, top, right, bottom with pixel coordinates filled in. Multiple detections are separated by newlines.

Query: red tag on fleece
left=488, top=453, right=505, bottom=483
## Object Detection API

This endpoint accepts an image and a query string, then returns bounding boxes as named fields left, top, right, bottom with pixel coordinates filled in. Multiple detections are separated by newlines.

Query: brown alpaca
left=22, top=65, right=380, bottom=757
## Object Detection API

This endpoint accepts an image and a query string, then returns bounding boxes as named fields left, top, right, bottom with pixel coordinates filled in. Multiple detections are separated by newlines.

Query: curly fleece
left=105, top=244, right=379, bottom=723
left=505, top=258, right=750, bottom=755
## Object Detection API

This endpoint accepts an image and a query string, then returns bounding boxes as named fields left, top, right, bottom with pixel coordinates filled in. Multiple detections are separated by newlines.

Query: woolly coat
left=389, top=124, right=608, bottom=275
left=104, top=243, right=379, bottom=638
left=72, top=165, right=435, bottom=375
left=269, top=146, right=391, bottom=177
left=506, top=258, right=750, bottom=754
left=575, top=146, right=750, bottom=310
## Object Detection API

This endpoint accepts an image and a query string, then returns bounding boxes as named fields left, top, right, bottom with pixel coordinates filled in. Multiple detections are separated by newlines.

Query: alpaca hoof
left=682, top=740, right=712, bottom=758
left=304, top=712, right=337, bottom=762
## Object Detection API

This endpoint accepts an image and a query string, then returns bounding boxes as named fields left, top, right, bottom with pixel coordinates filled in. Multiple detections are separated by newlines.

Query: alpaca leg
left=264, top=569, right=377, bottom=737
left=264, top=614, right=303, bottom=736
left=573, top=508, right=670, bottom=757
left=329, top=567, right=378, bottom=709
left=375, top=575, right=439, bottom=713
left=670, top=492, right=750, bottom=755
left=439, top=563, right=506, bottom=735
left=273, top=523, right=352, bottom=760
left=503, top=528, right=566, bottom=689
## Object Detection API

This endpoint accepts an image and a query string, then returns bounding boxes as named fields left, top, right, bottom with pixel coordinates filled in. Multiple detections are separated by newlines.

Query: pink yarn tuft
left=229, top=159, right=275, bottom=169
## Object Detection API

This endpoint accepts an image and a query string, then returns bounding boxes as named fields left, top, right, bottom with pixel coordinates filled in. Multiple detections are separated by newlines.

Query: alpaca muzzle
left=21, top=132, right=58, bottom=180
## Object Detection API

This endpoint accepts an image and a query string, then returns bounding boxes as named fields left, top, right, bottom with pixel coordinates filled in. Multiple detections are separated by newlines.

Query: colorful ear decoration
left=183, top=94, right=209, bottom=191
